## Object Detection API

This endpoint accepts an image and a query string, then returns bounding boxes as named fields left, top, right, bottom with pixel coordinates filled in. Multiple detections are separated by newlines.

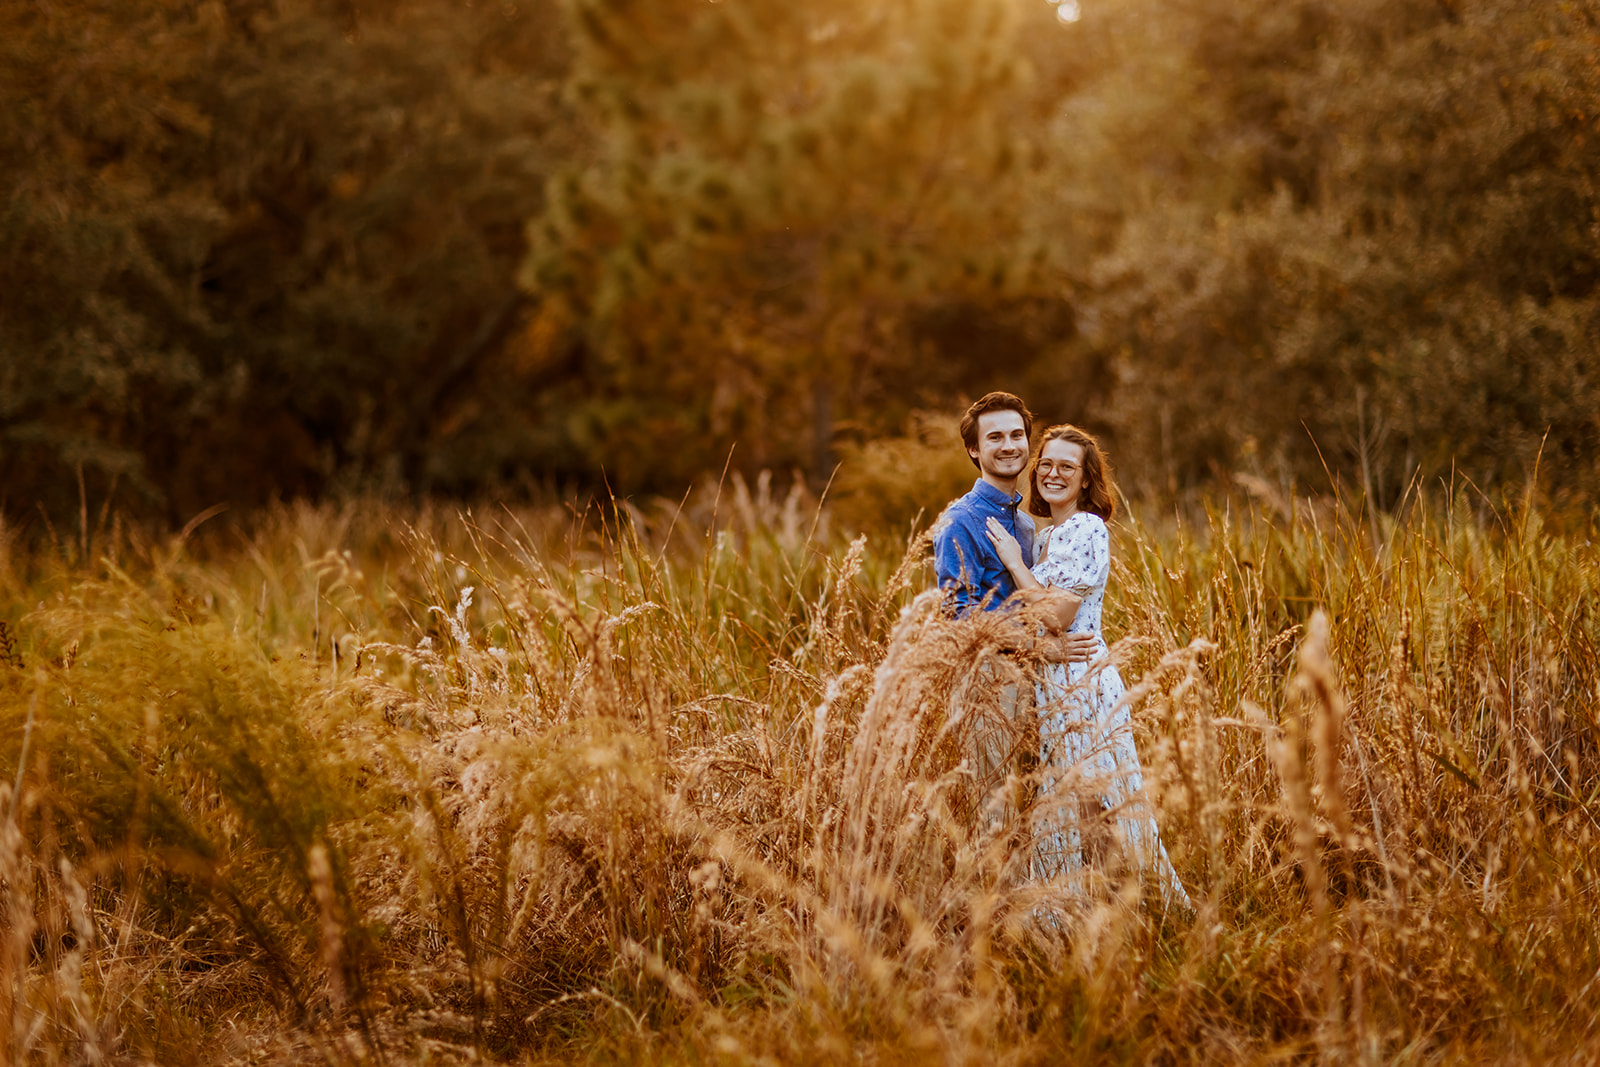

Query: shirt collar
left=971, top=478, right=1022, bottom=509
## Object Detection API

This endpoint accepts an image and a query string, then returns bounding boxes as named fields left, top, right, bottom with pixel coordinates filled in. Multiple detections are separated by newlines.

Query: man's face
left=969, top=410, right=1029, bottom=483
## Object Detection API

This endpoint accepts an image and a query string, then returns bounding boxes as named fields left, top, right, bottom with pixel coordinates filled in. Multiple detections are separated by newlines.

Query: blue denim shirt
left=933, top=478, right=1036, bottom=617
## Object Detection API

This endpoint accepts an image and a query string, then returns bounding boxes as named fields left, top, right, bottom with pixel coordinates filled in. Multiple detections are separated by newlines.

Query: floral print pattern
left=1031, top=513, right=1189, bottom=907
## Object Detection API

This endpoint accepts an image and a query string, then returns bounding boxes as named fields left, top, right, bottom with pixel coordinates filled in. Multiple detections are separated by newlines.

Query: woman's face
left=1035, top=439, right=1086, bottom=512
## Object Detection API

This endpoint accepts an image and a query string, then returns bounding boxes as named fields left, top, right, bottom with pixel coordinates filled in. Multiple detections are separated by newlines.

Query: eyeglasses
left=1036, top=461, right=1079, bottom=476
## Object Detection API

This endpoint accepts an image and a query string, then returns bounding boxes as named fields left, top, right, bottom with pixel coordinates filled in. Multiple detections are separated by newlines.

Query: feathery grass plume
left=0, top=621, right=20, bottom=670
left=1285, top=609, right=1364, bottom=1053
left=0, top=486, right=1595, bottom=1062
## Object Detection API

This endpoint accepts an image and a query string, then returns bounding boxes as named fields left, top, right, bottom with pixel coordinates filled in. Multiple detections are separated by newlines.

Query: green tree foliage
left=4, top=0, right=1595, bottom=512
left=1, top=0, right=572, bottom=520
left=1054, top=0, right=1600, bottom=498
left=525, top=0, right=1081, bottom=489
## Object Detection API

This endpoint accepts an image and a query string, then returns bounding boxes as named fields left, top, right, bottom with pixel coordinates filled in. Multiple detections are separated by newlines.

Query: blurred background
left=4, top=0, right=1597, bottom=526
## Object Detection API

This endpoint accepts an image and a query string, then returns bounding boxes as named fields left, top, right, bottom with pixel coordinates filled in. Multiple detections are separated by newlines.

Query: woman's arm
left=1022, top=586, right=1083, bottom=633
left=985, top=517, right=1083, bottom=632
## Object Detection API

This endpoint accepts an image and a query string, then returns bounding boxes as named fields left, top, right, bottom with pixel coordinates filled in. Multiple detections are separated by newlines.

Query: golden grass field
left=0, top=475, right=1596, bottom=1064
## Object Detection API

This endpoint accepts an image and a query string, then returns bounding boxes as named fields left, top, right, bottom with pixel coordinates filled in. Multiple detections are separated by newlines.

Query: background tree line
left=4, top=0, right=1597, bottom=522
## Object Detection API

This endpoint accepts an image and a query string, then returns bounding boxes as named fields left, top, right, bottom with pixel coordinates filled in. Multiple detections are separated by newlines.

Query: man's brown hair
left=958, top=392, right=1035, bottom=469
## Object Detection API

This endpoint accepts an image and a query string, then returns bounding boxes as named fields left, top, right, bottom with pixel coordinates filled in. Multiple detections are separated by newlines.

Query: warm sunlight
left=5, top=0, right=1597, bottom=1061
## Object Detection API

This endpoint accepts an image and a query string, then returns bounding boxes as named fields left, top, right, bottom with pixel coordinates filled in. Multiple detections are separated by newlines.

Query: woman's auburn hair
left=1026, top=424, right=1118, bottom=521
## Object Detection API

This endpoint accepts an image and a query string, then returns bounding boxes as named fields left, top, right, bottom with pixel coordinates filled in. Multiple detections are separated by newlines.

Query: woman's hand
left=984, top=516, right=1027, bottom=574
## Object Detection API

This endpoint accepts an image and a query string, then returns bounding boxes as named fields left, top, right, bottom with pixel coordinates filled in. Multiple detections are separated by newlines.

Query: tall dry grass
left=0, top=475, right=1596, bottom=1064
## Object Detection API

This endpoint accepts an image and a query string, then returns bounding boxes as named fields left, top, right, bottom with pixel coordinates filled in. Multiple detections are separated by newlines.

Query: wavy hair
left=1025, top=424, right=1118, bottom=521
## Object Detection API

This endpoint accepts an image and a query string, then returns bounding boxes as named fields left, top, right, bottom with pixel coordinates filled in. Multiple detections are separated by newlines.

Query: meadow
left=0, top=474, right=1596, bottom=1065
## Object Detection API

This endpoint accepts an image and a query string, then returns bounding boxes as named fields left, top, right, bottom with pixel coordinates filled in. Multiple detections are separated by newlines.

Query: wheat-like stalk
left=0, top=484, right=1593, bottom=1063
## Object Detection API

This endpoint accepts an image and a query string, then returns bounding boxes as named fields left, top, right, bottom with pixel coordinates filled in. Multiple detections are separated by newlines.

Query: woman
left=984, top=425, right=1188, bottom=907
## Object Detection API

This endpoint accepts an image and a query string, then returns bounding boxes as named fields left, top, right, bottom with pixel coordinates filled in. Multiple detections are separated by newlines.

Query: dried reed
left=0, top=478, right=1594, bottom=1064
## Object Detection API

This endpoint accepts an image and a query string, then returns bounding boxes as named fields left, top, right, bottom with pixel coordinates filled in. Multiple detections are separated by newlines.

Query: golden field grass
left=0, top=474, right=1596, bottom=1065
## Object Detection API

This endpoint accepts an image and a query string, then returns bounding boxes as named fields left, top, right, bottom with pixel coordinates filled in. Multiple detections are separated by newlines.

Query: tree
left=1051, top=0, right=1600, bottom=498
left=525, top=0, right=1076, bottom=491
left=0, top=0, right=574, bottom=521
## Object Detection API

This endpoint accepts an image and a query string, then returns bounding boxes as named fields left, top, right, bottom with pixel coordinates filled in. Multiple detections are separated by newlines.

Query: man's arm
left=934, top=517, right=987, bottom=617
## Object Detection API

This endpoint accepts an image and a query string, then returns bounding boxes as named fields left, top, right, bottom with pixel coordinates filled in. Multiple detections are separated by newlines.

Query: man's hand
left=1001, top=589, right=1092, bottom=662
left=1040, top=630, right=1098, bottom=665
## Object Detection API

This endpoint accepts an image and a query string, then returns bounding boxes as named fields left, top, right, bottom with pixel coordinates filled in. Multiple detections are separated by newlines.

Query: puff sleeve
left=1030, top=513, right=1108, bottom=596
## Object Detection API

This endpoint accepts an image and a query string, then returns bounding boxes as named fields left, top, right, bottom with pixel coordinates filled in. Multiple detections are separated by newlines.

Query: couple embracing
left=933, top=391, right=1188, bottom=908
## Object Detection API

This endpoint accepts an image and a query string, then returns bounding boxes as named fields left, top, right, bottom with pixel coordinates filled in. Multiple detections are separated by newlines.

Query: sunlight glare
left=1055, top=0, right=1082, bottom=23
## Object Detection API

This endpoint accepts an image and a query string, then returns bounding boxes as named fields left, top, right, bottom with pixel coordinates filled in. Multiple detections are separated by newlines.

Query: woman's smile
left=1034, top=439, right=1085, bottom=511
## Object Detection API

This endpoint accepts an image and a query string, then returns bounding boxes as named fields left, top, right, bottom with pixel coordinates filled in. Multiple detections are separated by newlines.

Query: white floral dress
left=1031, top=513, right=1188, bottom=907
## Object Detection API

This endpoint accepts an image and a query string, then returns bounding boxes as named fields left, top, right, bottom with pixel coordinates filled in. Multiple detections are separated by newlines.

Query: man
left=936, top=391, right=1037, bottom=618
left=933, top=391, right=1095, bottom=837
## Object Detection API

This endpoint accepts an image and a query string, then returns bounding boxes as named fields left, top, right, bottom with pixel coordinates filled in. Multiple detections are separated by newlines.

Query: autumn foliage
left=5, top=0, right=1598, bottom=518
